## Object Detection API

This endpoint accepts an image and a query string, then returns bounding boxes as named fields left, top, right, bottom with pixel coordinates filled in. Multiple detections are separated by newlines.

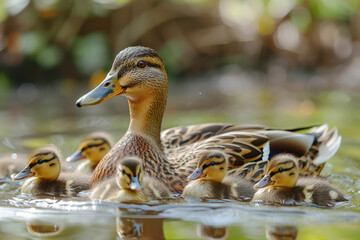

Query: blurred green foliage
left=0, top=0, right=359, bottom=91
left=72, top=32, right=110, bottom=74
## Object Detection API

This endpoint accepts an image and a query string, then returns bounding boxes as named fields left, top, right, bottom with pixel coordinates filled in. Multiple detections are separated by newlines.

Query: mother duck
left=76, top=46, right=341, bottom=192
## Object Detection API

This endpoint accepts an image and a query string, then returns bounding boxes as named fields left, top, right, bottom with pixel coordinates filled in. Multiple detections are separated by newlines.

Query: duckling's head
left=116, top=157, right=144, bottom=191
left=76, top=46, right=167, bottom=107
left=12, top=145, right=61, bottom=181
left=254, top=154, right=299, bottom=189
left=67, top=132, right=112, bottom=165
left=187, top=151, right=228, bottom=182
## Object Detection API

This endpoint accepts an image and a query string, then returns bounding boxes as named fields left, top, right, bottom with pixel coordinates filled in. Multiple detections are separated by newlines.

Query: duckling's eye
left=278, top=168, right=284, bottom=173
left=88, top=144, right=94, bottom=148
left=37, top=159, right=44, bottom=164
left=122, top=169, right=126, bottom=174
left=137, top=60, right=146, bottom=68
left=210, top=161, right=216, bottom=166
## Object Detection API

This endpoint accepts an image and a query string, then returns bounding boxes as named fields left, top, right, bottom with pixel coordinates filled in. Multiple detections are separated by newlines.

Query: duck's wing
left=161, top=123, right=268, bottom=150
left=168, top=131, right=270, bottom=177
left=161, top=123, right=320, bottom=150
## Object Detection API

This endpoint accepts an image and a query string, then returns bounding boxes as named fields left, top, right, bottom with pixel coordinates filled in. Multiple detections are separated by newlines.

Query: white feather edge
left=261, top=142, right=270, bottom=161
left=313, top=135, right=342, bottom=165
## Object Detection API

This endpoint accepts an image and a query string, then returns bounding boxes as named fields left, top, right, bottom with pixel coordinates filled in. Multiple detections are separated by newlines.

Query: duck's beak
left=187, top=167, right=204, bottom=180
left=12, top=166, right=34, bottom=181
left=66, top=150, right=85, bottom=162
left=76, top=73, right=126, bottom=107
left=254, top=174, right=272, bottom=189
left=129, top=176, right=143, bottom=192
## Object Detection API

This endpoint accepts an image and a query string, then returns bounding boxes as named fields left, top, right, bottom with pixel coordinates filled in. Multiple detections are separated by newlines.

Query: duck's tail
left=309, top=125, right=342, bottom=165
left=300, top=124, right=342, bottom=175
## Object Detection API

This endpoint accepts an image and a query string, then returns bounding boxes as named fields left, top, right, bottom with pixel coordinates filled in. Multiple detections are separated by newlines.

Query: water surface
left=0, top=86, right=359, bottom=239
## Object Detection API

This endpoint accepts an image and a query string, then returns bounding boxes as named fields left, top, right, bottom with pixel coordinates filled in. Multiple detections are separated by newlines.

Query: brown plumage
left=161, top=123, right=268, bottom=150
left=252, top=153, right=347, bottom=207
left=90, top=157, right=171, bottom=202
left=76, top=46, right=341, bottom=192
left=21, top=172, right=91, bottom=197
left=182, top=151, right=254, bottom=200
left=227, top=125, right=341, bottom=183
left=12, top=145, right=90, bottom=197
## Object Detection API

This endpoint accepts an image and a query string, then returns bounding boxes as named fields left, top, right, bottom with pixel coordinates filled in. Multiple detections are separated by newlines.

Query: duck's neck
left=127, top=91, right=167, bottom=147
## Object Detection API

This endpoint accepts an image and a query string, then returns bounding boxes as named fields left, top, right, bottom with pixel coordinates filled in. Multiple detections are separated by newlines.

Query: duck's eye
left=137, top=60, right=146, bottom=68
left=210, top=161, right=216, bottom=166
left=103, top=81, right=111, bottom=87
left=88, top=144, right=94, bottom=148
left=122, top=169, right=126, bottom=174
left=37, top=159, right=44, bottom=164
left=278, top=168, right=284, bottom=173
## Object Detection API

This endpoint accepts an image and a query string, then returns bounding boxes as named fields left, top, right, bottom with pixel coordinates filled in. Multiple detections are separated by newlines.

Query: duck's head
left=66, top=132, right=112, bottom=165
left=254, top=153, right=299, bottom=189
left=116, top=157, right=144, bottom=192
left=187, top=151, right=228, bottom=182
left=76, top=46, right=167, bottom=107
left=12, top=145, right=61, bottom=181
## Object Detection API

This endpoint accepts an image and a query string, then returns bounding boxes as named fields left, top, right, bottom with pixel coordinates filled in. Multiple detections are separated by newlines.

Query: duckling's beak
left=76, top=73, right=126, bottom=107
left=129, top=176, right=143, bottom=192
left=12, top=166, right=35, bottom=181
left=66, top=150, right=85, bottom=162
left=254, top=174, right=272, bottom=189
left=187, top=167, right=204, bottom=180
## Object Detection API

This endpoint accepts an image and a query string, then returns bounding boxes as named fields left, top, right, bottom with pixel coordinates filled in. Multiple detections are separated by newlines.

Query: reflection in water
left=27, top=221, right=63, bottom=237
left=117, top=217, right=143, bottom=239
left=116, top=208, right=165, bottom=240
left=197, top=225, right=227, bottom=240
left=266, top=225, right=298, bottom=240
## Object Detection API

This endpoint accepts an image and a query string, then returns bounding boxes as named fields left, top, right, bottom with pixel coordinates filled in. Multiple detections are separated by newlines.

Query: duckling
left=252, top=153, right=347, bottom=207
left=181, top=151, right=254, bottom=200
left=90, top=157, right=171, bottom=203
left=12, top=145, right=90, bottom=196
left=75, top=46, right=341, bottom=192
left=67, top=132, right=112, bottom=174
left=0, top=153, right=27, bottom=178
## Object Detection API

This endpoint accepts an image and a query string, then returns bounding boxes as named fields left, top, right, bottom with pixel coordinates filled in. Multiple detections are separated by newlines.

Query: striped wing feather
left=161, top=123, right=268, bottom=149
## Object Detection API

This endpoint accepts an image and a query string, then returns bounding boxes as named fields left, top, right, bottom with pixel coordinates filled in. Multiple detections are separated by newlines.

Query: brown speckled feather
left=91, top=133, right=185, bottom=191
left=161, top=123, right=268, bottom=149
